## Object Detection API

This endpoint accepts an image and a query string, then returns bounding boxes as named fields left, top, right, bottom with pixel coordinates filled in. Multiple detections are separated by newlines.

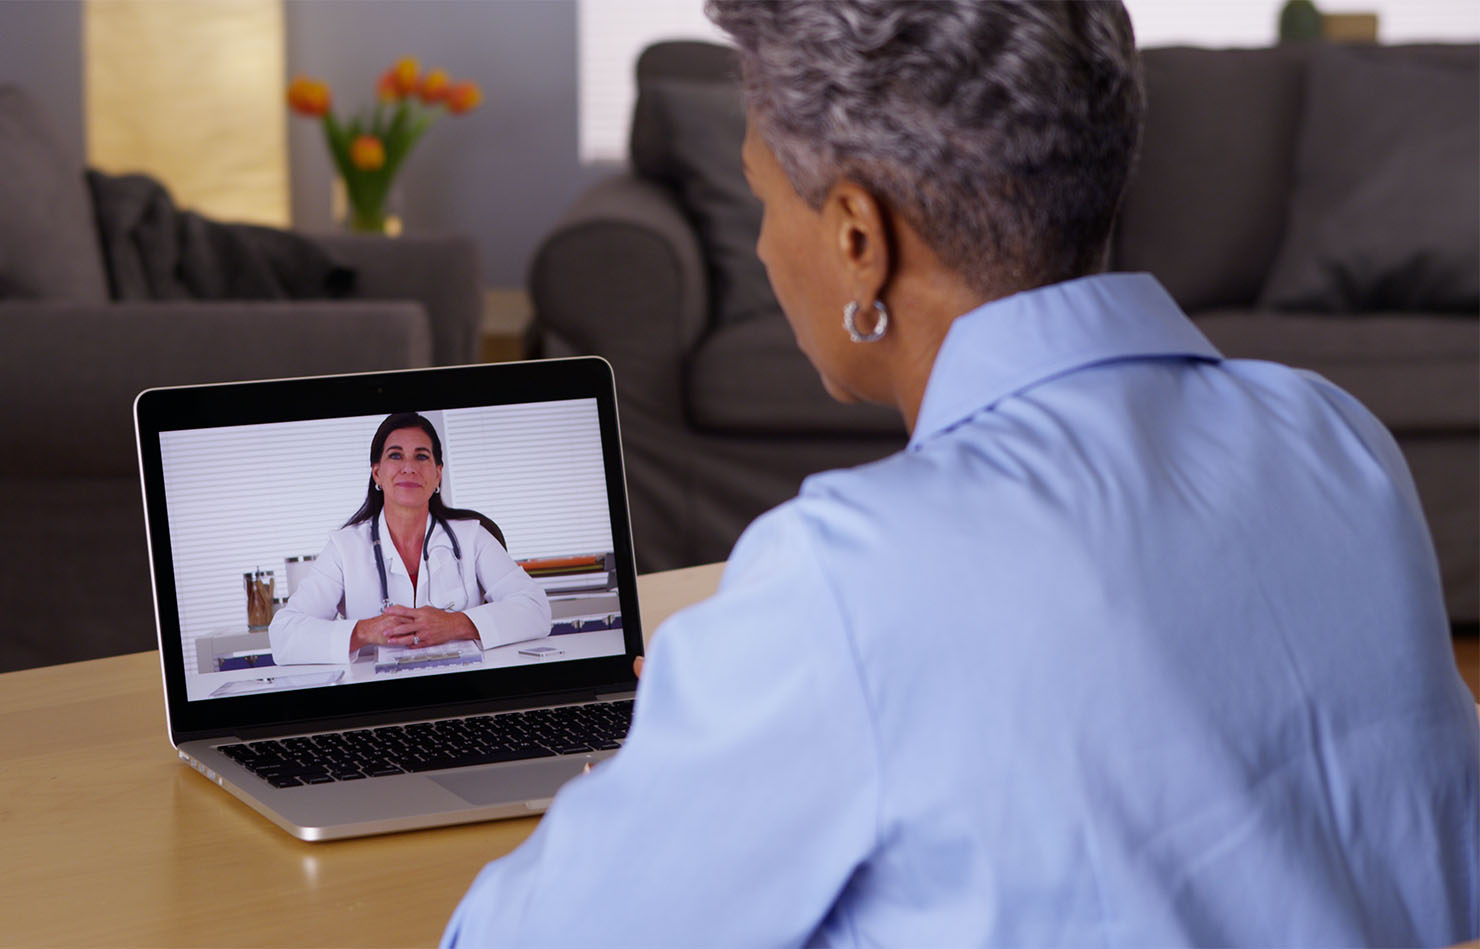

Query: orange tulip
left=349, top=134, right=386, bottom=171
left=286, top=76, right=331, bottom=117
left=445, top=80, right=482, bottom=115
left=419, top=68, right=451, bottom=104
left=376, top=68, right=399, bottom=102
left=391, top=57, right=420, bottom=97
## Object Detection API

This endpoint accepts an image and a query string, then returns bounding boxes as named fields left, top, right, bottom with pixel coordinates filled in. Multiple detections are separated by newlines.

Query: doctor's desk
left=0, top=562, right=722, bottom=948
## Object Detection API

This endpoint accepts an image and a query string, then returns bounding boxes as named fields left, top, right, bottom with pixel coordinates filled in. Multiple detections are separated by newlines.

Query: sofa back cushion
left=1113, top=46, right=1306, bottom=311
left=0, top=85, right=108, bottom=303
left=1258, top=44, right=1479, bottom=313
left=630, top=41, right=778, bottom=331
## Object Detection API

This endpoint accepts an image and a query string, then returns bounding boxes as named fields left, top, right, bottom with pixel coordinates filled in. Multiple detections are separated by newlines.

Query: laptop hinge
left=184, top=685, right=625, bottom=743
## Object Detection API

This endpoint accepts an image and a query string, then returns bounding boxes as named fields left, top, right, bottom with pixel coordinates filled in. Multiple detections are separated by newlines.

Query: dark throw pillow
left=630, top=61, right=775, bottom=329
left=1259, top=47, right=1480, bottom=313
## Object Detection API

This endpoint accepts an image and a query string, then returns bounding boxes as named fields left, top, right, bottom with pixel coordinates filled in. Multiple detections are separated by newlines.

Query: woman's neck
left=382, top=503, right=430, bottom=551
left=864, top=209, right=995, bottom=436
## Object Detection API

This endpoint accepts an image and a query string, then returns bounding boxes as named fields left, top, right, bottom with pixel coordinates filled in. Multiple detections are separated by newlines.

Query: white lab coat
left=269, top=511, right=552, bottom=665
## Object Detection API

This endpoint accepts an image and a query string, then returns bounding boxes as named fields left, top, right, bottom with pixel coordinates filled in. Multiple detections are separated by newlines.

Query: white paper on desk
left=375, top=640, right=482, bottom=666
left=209, top=671, right=343, bottom=697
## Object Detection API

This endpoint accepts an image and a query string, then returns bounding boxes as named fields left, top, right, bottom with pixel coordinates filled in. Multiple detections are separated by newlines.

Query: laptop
left=135, top=357, right=644, bottom=841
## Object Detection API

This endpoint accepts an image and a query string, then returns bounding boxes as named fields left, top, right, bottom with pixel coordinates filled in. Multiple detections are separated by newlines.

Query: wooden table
left=4, top=560, right=1474, bottom=947
left=0, top=563, right=723, bottom=948
left=1454, top=634, right=1480, bottom=704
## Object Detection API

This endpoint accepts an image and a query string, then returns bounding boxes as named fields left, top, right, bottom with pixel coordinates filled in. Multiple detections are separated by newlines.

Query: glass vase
left=331, top=177, right=403, bottom=236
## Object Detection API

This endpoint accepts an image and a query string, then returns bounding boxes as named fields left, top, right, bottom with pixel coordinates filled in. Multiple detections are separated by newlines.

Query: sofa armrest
left=314, top=231, right=482, bottom=366
left=528, top=174, right=707, bottom=421
left=0, top=300, right=431, bottom=476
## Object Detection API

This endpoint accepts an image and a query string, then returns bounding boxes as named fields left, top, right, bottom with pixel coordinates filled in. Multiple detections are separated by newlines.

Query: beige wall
left=85, top=0, right=288, bottom=227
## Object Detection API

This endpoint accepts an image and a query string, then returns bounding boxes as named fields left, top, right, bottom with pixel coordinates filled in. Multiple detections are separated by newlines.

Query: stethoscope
left=370, top=512, right=462, bottom=611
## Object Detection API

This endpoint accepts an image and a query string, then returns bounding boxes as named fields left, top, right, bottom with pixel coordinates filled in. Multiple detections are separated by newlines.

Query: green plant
left=1279, top=0, right=1325, bottom=43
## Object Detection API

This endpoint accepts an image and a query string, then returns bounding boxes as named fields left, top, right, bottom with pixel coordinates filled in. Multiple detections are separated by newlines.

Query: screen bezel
left=135, top=357, right=642, bottom=742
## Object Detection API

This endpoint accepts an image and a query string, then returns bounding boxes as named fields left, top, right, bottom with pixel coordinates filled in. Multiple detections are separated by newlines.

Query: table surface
left=1454, top=634, right=1480, bottom=703
left=0, top=562, right=724, bottom=949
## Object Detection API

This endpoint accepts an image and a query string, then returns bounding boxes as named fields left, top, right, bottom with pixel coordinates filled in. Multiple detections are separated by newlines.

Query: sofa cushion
left=1113, top=47, right=1306, bottom=311
left=1193, top=310, right=1479, bottom=431
left=631, top=42, right=776, bottom=330
left=0, top=85, right=107, bottom=302
left=692, top=307, right=1479, bottom=437
left=1259, top=46, right=1480, bottom=313
left=687, top=310, right=905, bottom=437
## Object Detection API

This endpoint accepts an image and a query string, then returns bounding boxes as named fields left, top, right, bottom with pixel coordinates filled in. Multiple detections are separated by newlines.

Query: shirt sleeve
left=461, top=528, right=553, bottom=649
left=267, top=536, right=357, bottom=664
left=441, top=505, right=881, bottom=946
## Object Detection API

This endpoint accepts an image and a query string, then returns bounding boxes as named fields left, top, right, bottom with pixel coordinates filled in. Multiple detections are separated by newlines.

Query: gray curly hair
left=706, top=0, right=1143, bottom=295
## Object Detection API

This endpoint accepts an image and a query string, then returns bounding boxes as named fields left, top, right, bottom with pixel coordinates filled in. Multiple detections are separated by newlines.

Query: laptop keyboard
left=217, top=699, right=634, bottom=788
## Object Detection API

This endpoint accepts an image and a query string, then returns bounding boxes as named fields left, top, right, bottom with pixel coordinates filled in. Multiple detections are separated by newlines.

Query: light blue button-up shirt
left=444, top=273, right=1479, bottom=946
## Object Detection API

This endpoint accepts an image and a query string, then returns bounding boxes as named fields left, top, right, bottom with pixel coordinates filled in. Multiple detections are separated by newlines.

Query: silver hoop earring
left=434, top=486, right=440, bottom=494
left=374, top=484, right=382, bottom=492
left=843, top=300, right=889, bottom=343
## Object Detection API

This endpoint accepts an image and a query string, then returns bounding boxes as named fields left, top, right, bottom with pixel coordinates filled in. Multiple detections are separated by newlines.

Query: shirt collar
left=909, top=273, right=1222, bottom=450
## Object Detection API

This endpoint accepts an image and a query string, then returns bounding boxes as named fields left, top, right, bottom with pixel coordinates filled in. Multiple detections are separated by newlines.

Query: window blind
left=578, top=0, right=727, bottom=163
left=442, top=400, right=613, bottom=561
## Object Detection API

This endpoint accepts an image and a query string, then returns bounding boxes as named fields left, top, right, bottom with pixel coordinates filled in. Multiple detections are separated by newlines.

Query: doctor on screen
left=269, top=412, right=552, bottom=665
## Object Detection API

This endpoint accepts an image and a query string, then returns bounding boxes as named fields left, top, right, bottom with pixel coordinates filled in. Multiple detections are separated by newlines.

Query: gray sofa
left=530, top=41, right=1479, bottom=625
left=0, top=84, right=483, bottom=671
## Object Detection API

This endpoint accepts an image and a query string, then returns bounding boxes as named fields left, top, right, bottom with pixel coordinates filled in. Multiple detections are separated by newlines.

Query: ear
left=825, top=180, right=893, bottom=304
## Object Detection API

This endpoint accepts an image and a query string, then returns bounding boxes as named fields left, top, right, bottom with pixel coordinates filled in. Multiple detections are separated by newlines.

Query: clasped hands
left=350, top=604, right=477, bottom=652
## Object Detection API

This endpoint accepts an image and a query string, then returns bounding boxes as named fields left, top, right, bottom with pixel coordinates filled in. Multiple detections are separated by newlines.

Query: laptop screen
left=137, top=359, right=642, bottom=740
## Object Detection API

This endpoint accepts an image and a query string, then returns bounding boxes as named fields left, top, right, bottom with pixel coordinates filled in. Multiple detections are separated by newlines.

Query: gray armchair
left=530, top=41, right=1478, bottom=624
left=0, top=84, right=484, bottom=670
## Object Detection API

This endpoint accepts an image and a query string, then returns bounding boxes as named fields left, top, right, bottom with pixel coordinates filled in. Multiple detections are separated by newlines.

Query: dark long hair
left=344, top=412, right=506, bottom=549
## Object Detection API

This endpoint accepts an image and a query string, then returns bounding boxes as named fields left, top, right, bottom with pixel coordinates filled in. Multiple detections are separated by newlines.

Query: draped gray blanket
left=86, top=169, right=355, bottom=301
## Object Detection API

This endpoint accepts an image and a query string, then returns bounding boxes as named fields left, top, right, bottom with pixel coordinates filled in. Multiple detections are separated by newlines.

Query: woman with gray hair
left=443, top=3, right=1477, bottom=945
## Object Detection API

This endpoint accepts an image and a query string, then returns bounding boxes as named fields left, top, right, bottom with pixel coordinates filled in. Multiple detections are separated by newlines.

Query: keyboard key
left=365, top=765, right=405, bottom=777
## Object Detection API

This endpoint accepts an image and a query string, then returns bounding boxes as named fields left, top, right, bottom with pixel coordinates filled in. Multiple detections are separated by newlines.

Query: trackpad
left=432, top=758, right=588, bottom=806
